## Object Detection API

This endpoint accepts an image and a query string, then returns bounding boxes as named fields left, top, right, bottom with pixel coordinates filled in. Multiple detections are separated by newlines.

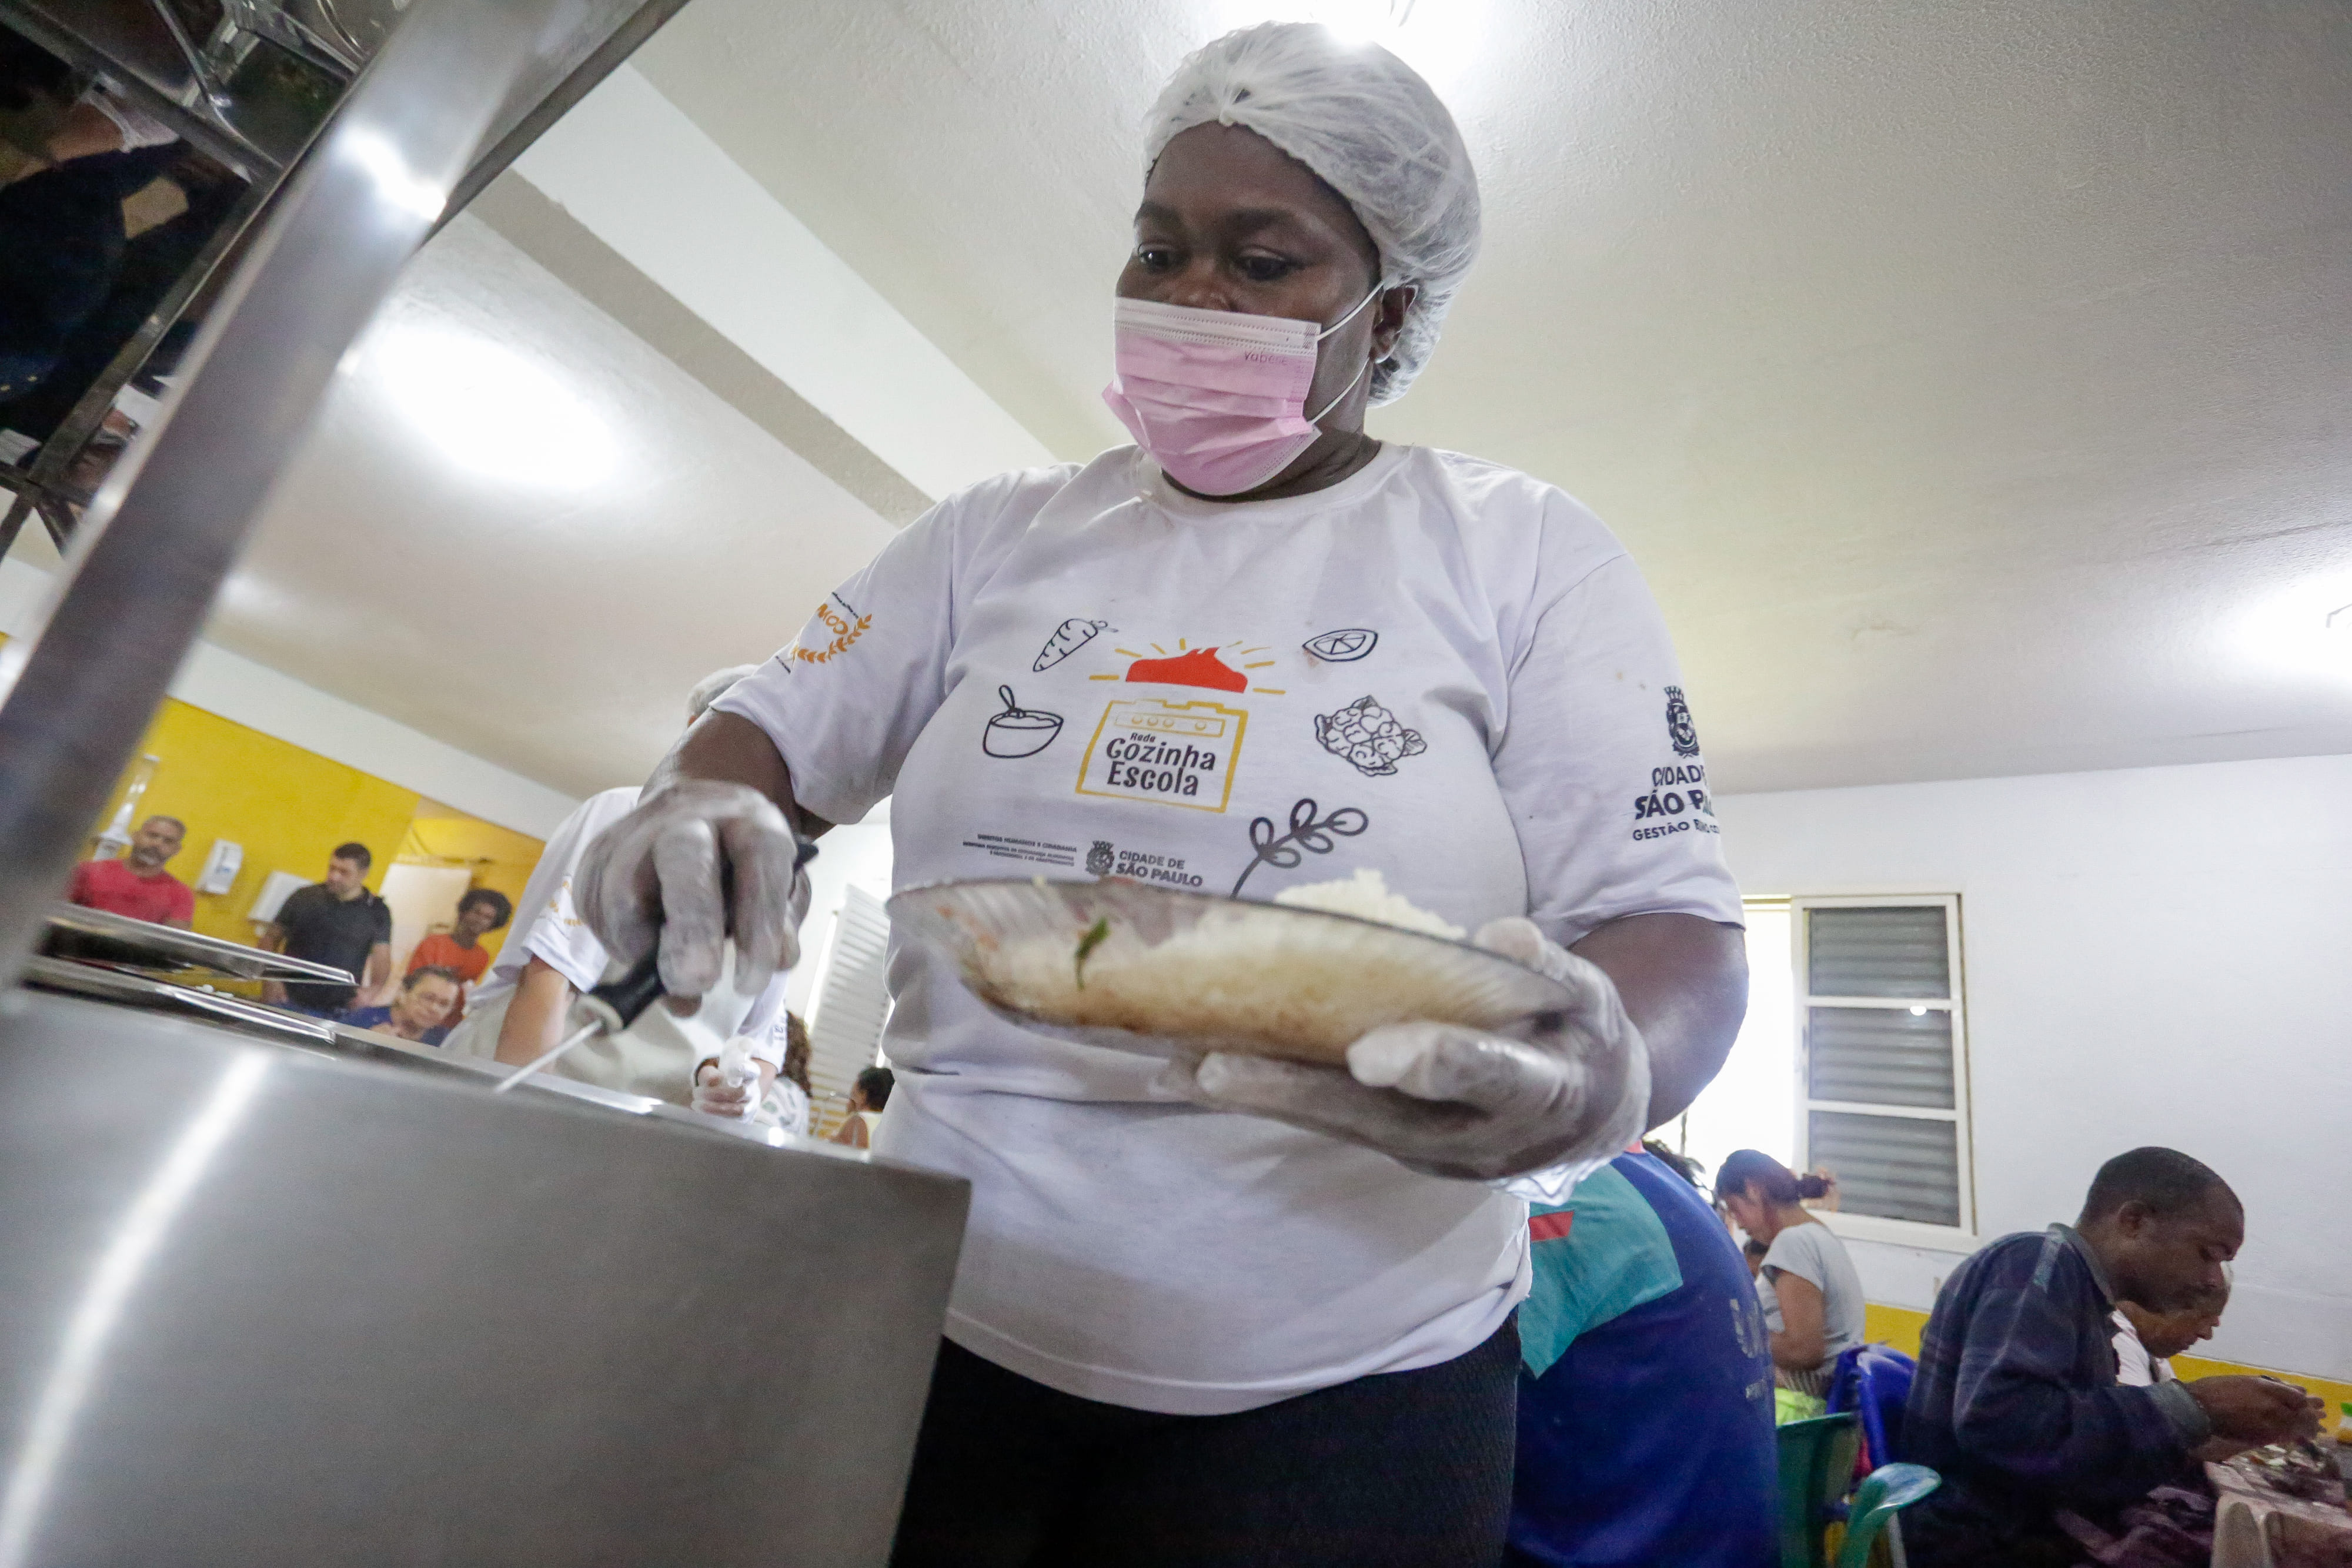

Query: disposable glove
left=690, top=1039, right=763, bottom=1121
left=1157, top=917, right=1650, bottom=1186
left=576, top=780, right=810, bottom=1003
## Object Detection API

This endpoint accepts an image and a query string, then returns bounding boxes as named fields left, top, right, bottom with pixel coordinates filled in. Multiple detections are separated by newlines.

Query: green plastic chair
left=1776, top=1412, right=1861, bottom=1568
left=1833, top=1462, right=1942, bottom=1568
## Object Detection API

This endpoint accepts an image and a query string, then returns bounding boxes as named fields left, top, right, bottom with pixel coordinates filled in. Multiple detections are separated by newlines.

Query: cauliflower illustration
left=1314, top=695, right=1426, bottom=777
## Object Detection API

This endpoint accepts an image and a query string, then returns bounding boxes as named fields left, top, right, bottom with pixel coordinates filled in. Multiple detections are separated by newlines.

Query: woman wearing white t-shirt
left=577, top=24, right=1746, bottom=1564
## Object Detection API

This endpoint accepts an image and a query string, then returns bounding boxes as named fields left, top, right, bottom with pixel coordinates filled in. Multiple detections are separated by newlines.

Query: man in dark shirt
left=260, top=842, right=392, bottom=1017
left=1902, top=1147, right=2323, bottom=1567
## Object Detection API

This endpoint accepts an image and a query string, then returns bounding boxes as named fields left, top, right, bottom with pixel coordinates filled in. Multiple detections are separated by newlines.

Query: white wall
left=1715, top=753, right=2352, bottom=1379
left=1, top=556, right=579, bottom=837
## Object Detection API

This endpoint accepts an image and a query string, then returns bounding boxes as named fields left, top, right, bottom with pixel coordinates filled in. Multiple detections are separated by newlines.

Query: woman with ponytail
left=1718, top=1149, right=1867, bottom=1421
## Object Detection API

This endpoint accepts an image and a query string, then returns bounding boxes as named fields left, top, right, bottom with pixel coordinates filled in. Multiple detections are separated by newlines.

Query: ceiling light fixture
left=358, top=318, right=617, bottom=491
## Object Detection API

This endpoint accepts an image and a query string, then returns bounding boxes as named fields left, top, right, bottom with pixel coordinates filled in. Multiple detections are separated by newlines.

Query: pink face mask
left=1102, top=290, right=1378, bottom=497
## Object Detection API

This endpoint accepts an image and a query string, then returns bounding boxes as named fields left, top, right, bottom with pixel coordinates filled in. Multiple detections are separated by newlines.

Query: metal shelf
left=0, top=0, right=691, bottom=556
left=42, top=900, right=357, bottom=982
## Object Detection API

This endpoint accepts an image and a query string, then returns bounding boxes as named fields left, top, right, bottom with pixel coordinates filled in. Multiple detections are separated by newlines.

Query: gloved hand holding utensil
left=576, top=780, right=815, bottom=1004
left=493, top=951, right=670, bottom=1094
left=504, top=815, right=817, bottom=1096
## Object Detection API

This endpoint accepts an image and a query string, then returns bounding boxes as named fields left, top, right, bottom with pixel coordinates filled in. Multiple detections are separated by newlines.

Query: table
left=2209, top=1458, right=2352, bottom=1568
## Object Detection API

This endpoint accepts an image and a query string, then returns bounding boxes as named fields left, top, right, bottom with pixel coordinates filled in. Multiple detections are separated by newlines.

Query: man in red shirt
left=67, top=815, right=196, bottom=927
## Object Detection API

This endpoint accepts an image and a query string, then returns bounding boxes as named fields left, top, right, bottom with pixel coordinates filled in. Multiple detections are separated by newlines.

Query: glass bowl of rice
left=888, top=870, right=1575, bottom=1066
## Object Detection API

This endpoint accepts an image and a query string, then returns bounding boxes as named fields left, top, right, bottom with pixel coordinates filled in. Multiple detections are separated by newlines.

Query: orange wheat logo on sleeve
left=791, top=593, right=873, bottom=666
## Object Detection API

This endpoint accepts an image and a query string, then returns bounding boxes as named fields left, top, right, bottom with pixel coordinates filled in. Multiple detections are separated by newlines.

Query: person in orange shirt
left=403, top=888, right=510, bottom=1021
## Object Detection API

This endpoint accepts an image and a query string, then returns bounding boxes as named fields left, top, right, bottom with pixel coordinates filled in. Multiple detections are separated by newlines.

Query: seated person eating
left=1901, top=1146, right=2323, bottom=1567
left=2112, top=1289, right=2224, bottom=1389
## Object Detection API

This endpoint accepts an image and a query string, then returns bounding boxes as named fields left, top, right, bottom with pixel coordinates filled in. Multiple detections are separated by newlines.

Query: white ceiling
left=629, top=0, right=2352, bottom=791
left=206, top=215, right=896, bottom=797
left=23, top=0, right=2343, bottom=804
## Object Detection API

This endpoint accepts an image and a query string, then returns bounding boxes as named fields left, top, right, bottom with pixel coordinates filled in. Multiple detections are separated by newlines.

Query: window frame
left=1792, top=892, right=1979, bottom=1248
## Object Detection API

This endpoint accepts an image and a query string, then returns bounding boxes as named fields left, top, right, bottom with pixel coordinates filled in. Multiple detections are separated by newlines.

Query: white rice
left=1272, top=868, right=1465, bottom=941
left=970, top=877, right=1517, bottom=1066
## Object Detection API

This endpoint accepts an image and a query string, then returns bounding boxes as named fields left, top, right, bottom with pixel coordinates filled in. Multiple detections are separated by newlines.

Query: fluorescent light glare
left=339, top=129, right=448, bottom=225
left=362, top=321, right=617, bottom=490
left=1314, top=0, right=1404, bottom=46
left=2230, top=573, right=2352, bottom=684
left=1204, top=0, right=1487, bottom=93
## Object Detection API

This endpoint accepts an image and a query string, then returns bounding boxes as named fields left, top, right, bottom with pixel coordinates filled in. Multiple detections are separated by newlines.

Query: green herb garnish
left=1074, top=917, right=1111, bottom=990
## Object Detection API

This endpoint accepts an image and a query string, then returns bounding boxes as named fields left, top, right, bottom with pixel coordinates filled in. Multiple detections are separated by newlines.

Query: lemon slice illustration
left=1304, top=628, right=1378, bottom=663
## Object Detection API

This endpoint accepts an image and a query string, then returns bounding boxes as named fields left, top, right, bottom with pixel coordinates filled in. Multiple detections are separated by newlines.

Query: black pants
left=889, top=1322, right=1519, bottom=1568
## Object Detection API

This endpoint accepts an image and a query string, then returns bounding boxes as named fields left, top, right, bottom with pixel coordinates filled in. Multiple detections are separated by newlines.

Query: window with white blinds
left=805, top=884, right=894, bottom=1138
left=1795, top=896, right=1973, bottom=1236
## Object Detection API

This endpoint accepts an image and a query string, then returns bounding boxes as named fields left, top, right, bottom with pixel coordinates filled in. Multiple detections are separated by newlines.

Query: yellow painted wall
left=24, top=651, right=549, bottom=967
left=1862, top=1302, right=2351, bottom=1415
left=89, top=696, right=422, bottom=948
left=1865, top=1302, right=1929, bottom=1358
left=396, top=813, right=546, bottom=965
left=4, top=627, right=547, bottom=997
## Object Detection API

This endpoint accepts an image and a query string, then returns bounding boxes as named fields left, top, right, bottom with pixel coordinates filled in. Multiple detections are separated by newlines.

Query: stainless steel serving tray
left=22, top=953, right=337, bottom=1044
left=18, top=954, right=823, bottom=1144
left=42, top=901, right=355, bottom=983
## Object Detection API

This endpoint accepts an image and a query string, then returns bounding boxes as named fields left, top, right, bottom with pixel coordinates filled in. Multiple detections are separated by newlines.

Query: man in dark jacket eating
left=1901, top=1147, right=2322, bottom=1566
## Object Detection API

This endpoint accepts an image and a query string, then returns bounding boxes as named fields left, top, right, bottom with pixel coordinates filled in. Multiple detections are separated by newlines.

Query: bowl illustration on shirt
left=984, top=686, right=1064, bottom=758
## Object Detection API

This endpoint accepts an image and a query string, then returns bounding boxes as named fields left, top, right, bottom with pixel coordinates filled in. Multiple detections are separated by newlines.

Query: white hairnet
left=1143, top=22, right=1481, bottom=404
left=686, top=664, right=760, bottom=724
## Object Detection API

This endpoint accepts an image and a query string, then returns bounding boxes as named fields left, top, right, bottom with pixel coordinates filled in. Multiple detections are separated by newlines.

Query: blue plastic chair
left=1829, top=1345, right=1917, bottom=1472
left=1832, top=1462, right=1940, bottom=1568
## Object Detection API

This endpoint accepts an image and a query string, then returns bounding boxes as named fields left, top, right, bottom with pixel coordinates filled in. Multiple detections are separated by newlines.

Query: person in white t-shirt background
left=575, top=24, right=1748, bottom=1566
left=442, top=667, right=796, bottom=1108
left=828, top=1066, right=893, bottom=1150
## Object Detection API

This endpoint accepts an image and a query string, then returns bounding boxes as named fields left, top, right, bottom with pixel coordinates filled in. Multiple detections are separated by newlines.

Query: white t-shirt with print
left=714, top=443, right=1742, bottom=1415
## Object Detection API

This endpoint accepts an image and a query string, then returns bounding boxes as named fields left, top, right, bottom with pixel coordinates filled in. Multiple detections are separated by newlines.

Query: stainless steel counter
left=0, top=991, right=968, bottom=1566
